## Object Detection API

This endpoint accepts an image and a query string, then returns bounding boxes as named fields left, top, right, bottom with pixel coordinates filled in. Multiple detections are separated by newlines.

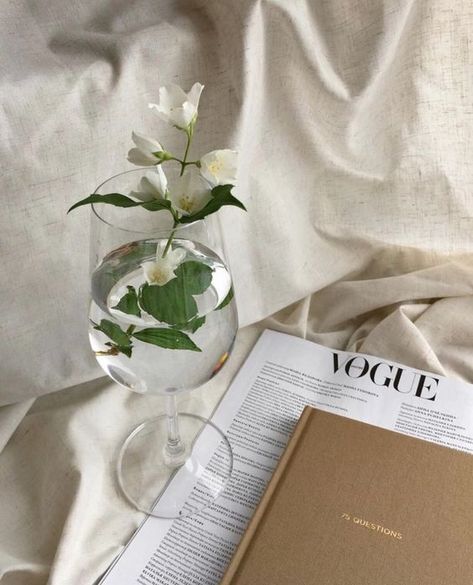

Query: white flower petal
left=144, top=167, right=168, bottom=198
left=127, top=148, right=157, bottom=166
left=159, top=84, right=188, bottom=109
left=168, top=169, right=212, bottom=216
left=168, top=247, right=186, bottom=266
left=130, top=167, right=168, bottom=202
left=141, top=239, right=186, bottom=286
left=221, top=149, right=238, bottom=163
left=132, top=131, right=162, bottom=155
left=155, top=240, right=166, bottom=260
left=129, top=181, right=155, bottom=202
left=181, top=101, right=197, bottom=127
left=148, top=82, right=205, bottom=129
left=168, top=110, right=188, bottom=129
left=130, top=189, right=154, bottom=202
left=140, top=178, right=158, bottom=198
left=200, top=149, right=238, bottom=186
left=187, top=82, right=204, bottom=108
left=141, top=260, right=175, bottom=286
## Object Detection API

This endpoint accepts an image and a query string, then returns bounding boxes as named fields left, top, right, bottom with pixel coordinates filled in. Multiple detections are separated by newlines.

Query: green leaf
left=139, top=281, right=198, bottom=325
left=94, top=319, right=131, bottom=347
left=216, top=287, right=234, bottom=310
left=186, top=315, right=206, bottom=333
left=112, top=286, right=141, bottom=317
left=132, top=328, right=201, bottom=352
left=68, top=193, right=142, bottom=213
left=68, top=193, right=174, bottom=215
left=138, top=261, right=213, bottom=325
left=171, top=315, right=206, bottom=333
left=116, top=345, right=133, bottom=358
left=212, top=184, right=233, bottom=197
left=174, top=261, right=213, bottom=294
left=141, top=199, right=173, bottom=212
left=178, top=184, right=246, bottom=224
left=105, top=342, right=133, bottom=358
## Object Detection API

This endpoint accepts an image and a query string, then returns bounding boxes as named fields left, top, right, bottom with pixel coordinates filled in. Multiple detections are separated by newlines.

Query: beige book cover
left=221, top=407, right=473, bottom=584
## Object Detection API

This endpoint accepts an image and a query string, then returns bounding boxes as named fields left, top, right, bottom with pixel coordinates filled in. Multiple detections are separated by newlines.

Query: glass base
left=116, top=413, right=233, bottom=519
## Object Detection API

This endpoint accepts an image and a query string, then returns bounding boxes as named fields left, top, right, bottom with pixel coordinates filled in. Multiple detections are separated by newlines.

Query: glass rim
left=91, top=168, right=201, bottom=236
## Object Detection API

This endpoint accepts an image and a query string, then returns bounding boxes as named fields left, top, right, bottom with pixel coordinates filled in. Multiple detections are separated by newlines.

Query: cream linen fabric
left=1, top=1, right=473, bottom=583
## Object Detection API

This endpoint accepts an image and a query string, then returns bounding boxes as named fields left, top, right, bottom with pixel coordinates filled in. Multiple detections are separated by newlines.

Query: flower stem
left=95, top=348, right=119, bottom=356
left=162, top=220, right=178, bottom=258
left=162, top=128, right=194, bottom=258
left=168, top=157, right=199, bottom=168
left=180, top=128, right=193, bottom=176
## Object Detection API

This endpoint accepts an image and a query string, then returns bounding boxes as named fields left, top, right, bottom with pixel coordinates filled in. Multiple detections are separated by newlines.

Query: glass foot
left=116, top=413, right=233, bottom=519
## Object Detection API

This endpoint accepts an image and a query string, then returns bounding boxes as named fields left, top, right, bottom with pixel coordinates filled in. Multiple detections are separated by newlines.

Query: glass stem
left=164, top=394, right=186, bottom=466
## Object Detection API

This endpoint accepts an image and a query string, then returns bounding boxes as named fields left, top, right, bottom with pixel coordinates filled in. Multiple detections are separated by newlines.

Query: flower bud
left=153, top=150, right=173, bottom=161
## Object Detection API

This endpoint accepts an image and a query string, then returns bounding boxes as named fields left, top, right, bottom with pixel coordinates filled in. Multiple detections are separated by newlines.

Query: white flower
left=141, top=242, right=185, bottom=286
left=168, top=168, right=212, bottom=216
left=200, top=149, right=238, bottom=186
left=127, top=131, right=164, bottom=166
left=148, top=83, right=204, bottom=130
left=130, top=168, right=168, bottom=202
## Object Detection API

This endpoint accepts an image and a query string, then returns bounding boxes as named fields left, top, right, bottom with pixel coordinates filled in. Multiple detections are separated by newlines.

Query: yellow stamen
left=208, top=160, right=224, bottom=176
left=179, top=194, right=194, bottom=214
left=149, top=265, right=169, bottom=285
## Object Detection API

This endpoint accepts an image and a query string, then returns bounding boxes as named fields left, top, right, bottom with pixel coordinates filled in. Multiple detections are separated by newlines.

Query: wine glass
left=88, top=168, right=238, bottom=518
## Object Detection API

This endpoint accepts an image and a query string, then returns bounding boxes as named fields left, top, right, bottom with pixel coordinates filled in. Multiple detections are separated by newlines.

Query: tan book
left=221, top=406, right=473, bottom=585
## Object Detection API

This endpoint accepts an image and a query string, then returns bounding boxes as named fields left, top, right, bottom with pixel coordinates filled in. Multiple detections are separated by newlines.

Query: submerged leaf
left=94, top=319, right=131, bottom=347
left=216, top=287, right=234, bottom=311
left=112, top=286, right=141, bottom=317
left=132, top=328, right=201, bottom=351
left=104, top=342, right=133, bottom=358
left=171, top=315, right=206, bottom=333
left=138, top=260, right=212, bottom=326
left=174, top=261, right=213, bottom=294
left=139, top=281, right=198, bottom=325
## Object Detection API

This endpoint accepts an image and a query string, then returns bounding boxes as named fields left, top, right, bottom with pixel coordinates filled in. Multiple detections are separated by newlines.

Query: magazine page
left=100, top=329, right=473, bottom=584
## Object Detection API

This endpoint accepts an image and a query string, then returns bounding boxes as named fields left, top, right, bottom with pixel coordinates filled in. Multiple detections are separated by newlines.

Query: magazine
left=100, top=329, right=473, bottom=584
